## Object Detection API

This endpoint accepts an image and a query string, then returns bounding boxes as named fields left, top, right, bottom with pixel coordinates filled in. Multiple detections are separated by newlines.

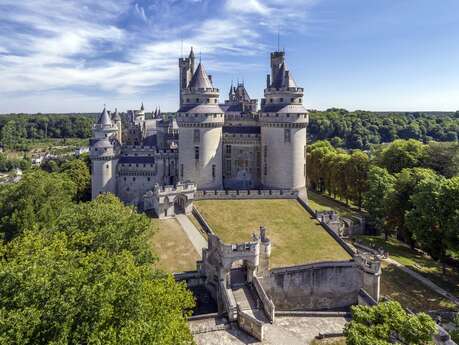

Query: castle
left=90, top=49, right=309, bottom=213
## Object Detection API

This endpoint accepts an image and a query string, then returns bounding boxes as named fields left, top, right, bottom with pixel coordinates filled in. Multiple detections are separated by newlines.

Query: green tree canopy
left=0, top=170, right=76, bottom=241
left=344, top=301, right=437, bottom=345
left=0, top=230, right=195, bottom=345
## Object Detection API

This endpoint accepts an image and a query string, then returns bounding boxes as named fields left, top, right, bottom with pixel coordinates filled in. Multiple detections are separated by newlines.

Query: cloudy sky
left=1, top=0, right=459, bottom=113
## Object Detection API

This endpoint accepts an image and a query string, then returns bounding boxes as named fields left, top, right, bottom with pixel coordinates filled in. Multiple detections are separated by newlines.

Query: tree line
left=308, top=108, right=459, bottom=150
left=0, top=161, right=194, bottom=344
left=0, top=114, right=94, bottom=149
left=307, top=139, right=459, bottom=271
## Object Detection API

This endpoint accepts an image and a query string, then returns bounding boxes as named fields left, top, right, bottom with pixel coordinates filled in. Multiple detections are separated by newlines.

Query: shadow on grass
left=381, top=263, right=458, bottom=313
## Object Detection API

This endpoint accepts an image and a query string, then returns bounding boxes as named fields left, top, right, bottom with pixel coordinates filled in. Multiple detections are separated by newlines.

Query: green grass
left=149, top=219, right=199, bottom=273
left=356, top=235, right=459, bottom=297
left=311, top=338, right=346, bottom=345
left=381, top=262, right=457, bottom=312
left=194, top=199, right=351, bottom=268
left=307, top=191, right=364, bottom=223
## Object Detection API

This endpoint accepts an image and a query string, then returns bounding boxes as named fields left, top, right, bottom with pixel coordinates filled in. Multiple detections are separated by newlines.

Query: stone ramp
left=175, top=213, right=208, bottom=256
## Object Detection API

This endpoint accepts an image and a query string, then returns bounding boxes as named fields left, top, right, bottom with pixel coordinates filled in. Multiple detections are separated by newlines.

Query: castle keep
left=90, top=49, right=308, bottom=213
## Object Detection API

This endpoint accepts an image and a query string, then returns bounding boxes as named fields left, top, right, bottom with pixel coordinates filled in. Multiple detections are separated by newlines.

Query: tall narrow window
left=226, top=159, right=232, bottom=176
left=263, top=145, right=268, bottom=176
left=194, top=146, right=200, bottom=160
left=180, top=164, right=184, bottom=178
left=226, top=144, right=231, bottom=155
left=212, top=164, right=216, bottom=179
left=193, top=129, right=200, bottom=143
left=284, top=128, right=291, bottom=143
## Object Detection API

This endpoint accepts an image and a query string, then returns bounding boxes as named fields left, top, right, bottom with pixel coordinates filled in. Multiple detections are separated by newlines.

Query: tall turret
left=89, top=107, right=120, bottom=199
left=136, top=102, right=145, bottom=123
left=176, top=60, right=224, bottom=189
left=179, top=47, right=196, bottom=107
left=112, top=108, right=122, bottom=144
left=260, top=51, right=308, bottom=197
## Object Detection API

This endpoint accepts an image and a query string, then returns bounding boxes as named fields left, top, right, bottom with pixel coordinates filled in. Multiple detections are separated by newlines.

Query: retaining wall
left=262, top=261, right=362, bottom=310
left=237, top=307, right=264, bottom=341
left=253, top=276, right=275, bottom=322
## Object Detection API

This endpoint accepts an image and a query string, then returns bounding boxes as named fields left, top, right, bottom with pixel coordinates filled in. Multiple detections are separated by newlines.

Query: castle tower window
left=106, top=164, right=109, bottom=169
left=133, top=177, right=136, bottom=182
left=193, top=129, right=200, bottom=143
left=147, top=177, right=151, bottom=182
left=226, top=145, right=231, bottom=155
left=212, top=164, right=216, bottom=179
left=194, top=146, right=200, bottom=160
left=280, top=97, right=284, bottom=102
left=180, top=164, right=184, bottom=178
left=270, top=98, right=273, bottom=103
left=214, top=99, right=217, bottom=103
left=196, top=98, right=199, bottom=103
left=291, top=98, right=294, bottom=102
left=284, top=129, right=291, bottom=143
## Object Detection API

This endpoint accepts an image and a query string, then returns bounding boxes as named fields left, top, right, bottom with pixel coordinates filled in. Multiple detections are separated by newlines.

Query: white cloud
left=226, top=0, right=271, bottom=15
left=0, top=0, right=318, bottom=112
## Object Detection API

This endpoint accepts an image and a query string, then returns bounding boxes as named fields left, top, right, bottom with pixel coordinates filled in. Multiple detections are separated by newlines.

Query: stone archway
left=174, top=193, right=187, bottom=215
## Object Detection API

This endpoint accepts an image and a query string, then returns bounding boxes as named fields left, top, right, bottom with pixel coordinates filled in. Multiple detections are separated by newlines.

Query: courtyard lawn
left=356, top=235, right=459, bottom=297
left=194, top=199, right=351, bottom=267
left=380, top=262, right=457, bottom=312
left=149, top=218, right=199, bottom=273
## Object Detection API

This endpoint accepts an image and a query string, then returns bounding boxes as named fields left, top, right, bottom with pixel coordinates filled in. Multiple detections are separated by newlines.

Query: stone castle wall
left=261, top=261, right=362, bottom=310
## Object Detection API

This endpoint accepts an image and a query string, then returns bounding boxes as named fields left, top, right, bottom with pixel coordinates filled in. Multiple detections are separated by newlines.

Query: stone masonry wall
left=261, top=261, right=361, bottom=310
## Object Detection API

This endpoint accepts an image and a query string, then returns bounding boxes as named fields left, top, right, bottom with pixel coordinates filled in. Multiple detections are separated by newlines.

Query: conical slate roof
left=112, top=108, right=121, bottom=121
left=271, top=63, right=298, bottom=88
left=97, top=107, right=112, bottom=126
left=188, top=63, right=213, bottom=89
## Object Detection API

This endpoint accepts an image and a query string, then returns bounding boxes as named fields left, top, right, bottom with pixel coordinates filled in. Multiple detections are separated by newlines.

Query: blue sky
left=0, top=0, right=459, bottom=113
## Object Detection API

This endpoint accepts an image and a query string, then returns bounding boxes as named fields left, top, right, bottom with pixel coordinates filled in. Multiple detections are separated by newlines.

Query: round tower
left=90, top=107, right=120, bottom=199
left=260, top=51, right=309, bottom=195
left=176, top=62, right=224, bottom=189
left=112, top=108, right=122, bottom=144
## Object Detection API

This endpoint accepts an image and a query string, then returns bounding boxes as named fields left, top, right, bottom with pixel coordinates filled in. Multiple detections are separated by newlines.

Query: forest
left=1, top=110, right=458, bottom=151
left=308, top=109, right=459, bottom=149
left=307, top=139, right=459, bottom=272
left=0, top=114, right=94, bottom=150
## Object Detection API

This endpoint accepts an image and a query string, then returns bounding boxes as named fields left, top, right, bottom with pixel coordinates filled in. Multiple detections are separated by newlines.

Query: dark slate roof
left=119, top=156, right=155, bottom=165
left=143, top=134, right=157, bottom=147
left=97, top=107, right=112, bottom=125
left=262, top=103, right=308, bottom=114
left=222, top=104, right=243, bottom=112
left=223, top=126, right=260, bottom=134
left=177, top=103, right=224, bottom=114
left=271, top=63, right=298, bottom=89
left=112, top=108, right=121, bottom=121
left=188, top=63, right=213, bottom=89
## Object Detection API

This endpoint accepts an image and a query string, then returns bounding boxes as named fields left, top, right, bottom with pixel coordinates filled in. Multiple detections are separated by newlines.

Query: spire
left=189, top=46, right=194, bottom=59
left=229, top=80, right=234, bottom=97
left=140, top=102, right=144, bottom=111
left=188, top=62, right=213, bottom=89
left=97, top=106, right=112, bottom=126
left=158, top=107, right=161, bottom=117
left=154, top=107, right=158, bottom=118
left=112, top=107, right=121, bottom=121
